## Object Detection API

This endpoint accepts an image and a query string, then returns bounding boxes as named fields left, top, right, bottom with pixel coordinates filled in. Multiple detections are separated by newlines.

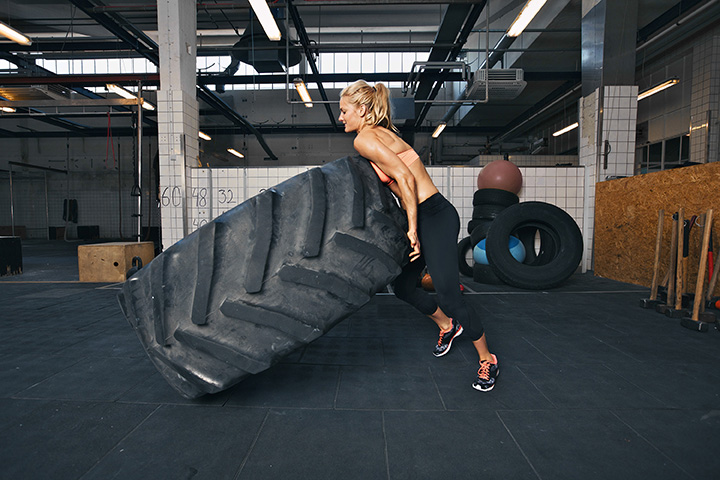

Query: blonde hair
left=340, top=80, right=398, bottom=132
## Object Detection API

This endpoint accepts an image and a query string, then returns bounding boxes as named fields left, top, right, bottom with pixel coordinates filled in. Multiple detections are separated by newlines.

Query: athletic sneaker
left=432, top=320, right=463, bottom=357
left=472, top=354, right=499, bottom=391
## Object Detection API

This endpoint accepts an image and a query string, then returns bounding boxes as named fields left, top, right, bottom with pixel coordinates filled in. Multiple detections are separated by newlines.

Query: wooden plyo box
left=78, top=241, right=155, bottom=283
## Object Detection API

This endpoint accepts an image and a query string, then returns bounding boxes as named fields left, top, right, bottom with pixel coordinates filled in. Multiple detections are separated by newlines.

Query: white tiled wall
left=690, top=34, right=720, bottom=163
left=602, top=85, right=639, bottom=178
left=183, top=164, right=588, bottom=270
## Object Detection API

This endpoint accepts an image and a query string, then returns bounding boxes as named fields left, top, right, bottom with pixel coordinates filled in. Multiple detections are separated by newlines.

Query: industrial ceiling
left=0, top=0, right=718, bottom=156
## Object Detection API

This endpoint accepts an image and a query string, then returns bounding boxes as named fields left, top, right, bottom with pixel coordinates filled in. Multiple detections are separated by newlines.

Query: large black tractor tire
left=118, top=156, right=410, bottom=399
left=485, top=202, right=583, bottom=290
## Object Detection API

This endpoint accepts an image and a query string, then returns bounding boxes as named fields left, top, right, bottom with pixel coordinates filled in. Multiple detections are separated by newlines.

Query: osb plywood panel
left=595, top=162, right=720, bottom=297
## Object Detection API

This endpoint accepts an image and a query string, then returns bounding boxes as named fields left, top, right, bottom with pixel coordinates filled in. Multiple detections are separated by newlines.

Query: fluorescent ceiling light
left=552, top=122, right=578, bottom=137
left=199, top=131, right=212, bottom=141
left=507, top=0, right=547, bottom=37
left=106, top=83, right=136, bottom=100
left=293, top=79, right=313, bottom=108
left=227, top=148, right=245, bottom=159
left=0, top=21, right=31, bottom=46
left=1, top=106, right=16, bottom=113
left=248, top=0, right=282, bottom=41
left=106, top=83, right=155, bottom=110
left=638, top=78, right=679, bottom=101
left=432, top=123, right=447, bottom=139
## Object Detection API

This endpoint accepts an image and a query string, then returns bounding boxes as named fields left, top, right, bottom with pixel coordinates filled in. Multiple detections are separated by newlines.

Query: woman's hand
left=407, top=230, right=421, bottom=262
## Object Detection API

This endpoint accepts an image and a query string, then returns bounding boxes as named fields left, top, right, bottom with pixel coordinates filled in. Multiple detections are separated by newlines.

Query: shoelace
left=437, top=327, right=452, bottom=346
left=477, top=361, right=492, bottom=381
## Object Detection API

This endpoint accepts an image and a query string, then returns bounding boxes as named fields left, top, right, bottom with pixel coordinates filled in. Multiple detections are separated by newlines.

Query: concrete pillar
left=579, top=0, right=639, bottom=270
left=689, top=35, right=720, bottom=163
left=157, top=0, right=198, bottom=248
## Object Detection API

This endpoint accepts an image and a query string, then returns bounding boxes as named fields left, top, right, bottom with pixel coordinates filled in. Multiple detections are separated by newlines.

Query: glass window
left=664, top=136, right=681, bottom=167
left=319, top=52, right=334, bottom=73
left=681, top=134, right=689, bottom=162
left=648, top=142, right=662, bottom=172
left=348, top=53, right=361, bottom=72
left=335, top=53, right=348, bottom=74
left=108, top=58, right=120, bottom=73
left=56, top=60, right=69, bottom=75
left=120, top=58, right=134, bottom=73
left=377, top=52, right=390, bottom=73
left=402, top=52, right=416, bottom=72
left=361, top=52, right=374, bottom=72
left=95, top=59, right=108, bottom=74
left=82, top=59, right=95, bottom=74
left=389, top=52, right=402, bottom=72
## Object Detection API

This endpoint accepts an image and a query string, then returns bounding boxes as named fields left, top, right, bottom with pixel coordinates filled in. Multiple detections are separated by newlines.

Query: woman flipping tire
left=339, top=80, right=499, bottom=392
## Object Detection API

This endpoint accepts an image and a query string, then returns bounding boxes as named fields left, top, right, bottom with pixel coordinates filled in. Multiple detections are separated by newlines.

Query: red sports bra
left=370, top=148, right=420, bottom=185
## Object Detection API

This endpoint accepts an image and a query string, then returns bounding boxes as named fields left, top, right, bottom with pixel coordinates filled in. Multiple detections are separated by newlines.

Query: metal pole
left=44, top=171, right=50, bottom=240
left=9, top=164, right=14, bottom=237
left=137, top=81, right=143, bottom=242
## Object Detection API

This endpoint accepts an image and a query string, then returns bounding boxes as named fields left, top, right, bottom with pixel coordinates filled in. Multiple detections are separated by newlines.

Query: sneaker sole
left=472, top=368, right=499, bottom=392
left=432, top=326, right=463, bottom=357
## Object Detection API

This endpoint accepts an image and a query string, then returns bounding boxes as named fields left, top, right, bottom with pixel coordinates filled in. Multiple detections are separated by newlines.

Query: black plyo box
left=0, top=236, right=22, bottom=276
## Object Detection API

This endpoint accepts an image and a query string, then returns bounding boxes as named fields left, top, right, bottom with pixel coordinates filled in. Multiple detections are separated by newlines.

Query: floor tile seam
left=233, top=409, right=271, bottom=480
left=598, top=363, right=674, bottom=407
left=77, top=404, right=163, bottom=480
left=333, top=367, right=343, bottom=409
left=519, top=337, right=556, bottom=363
left=6, top=355, right=88, bottom=398
left=513, top=365, right=557, bottom=408
left=426, top=365, right=449, bottom=411
left=381, top=411, right=391, bottom=480
left=608, top=409, right=697, bottom=480
left=494, top=410, right=543, bottom=480
left=591, top=336, right=645, bottom=362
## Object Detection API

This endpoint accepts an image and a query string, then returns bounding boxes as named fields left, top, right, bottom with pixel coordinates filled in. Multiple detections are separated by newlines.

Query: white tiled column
left=579, top=85, right=639, bottom=271
left=690, top=35, right=720, bottom=163
left=579, top=89, right=599, bottom=271
left=157, top=0, right=198, bottom=248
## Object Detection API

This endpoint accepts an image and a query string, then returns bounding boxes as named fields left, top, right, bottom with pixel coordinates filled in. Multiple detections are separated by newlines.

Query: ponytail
left=340, top=80, right=399, bottom=133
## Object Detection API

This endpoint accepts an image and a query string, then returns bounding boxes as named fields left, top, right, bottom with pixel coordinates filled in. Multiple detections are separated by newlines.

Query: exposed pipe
left=136, top=82, right=143, bottom=242
left=636, top=0, right=719, bottom=51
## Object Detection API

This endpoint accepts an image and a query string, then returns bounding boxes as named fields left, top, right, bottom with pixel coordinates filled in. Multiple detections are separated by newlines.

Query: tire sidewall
left=485, top=202, right=583, bottom=289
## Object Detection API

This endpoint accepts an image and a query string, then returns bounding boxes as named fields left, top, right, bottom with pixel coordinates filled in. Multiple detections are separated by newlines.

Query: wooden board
left=78, top=241, right=155, bottom=283
left=595, top=162, right=720, bottom=297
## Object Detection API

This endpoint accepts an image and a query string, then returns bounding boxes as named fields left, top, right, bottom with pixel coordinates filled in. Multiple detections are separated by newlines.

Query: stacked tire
left=461, top=188, right=519, bottom=284
left=457, top=161, right=583, bottom=290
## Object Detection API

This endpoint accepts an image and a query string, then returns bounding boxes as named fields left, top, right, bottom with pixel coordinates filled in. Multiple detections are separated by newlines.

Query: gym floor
left=2, top=241, right=719, bottom=480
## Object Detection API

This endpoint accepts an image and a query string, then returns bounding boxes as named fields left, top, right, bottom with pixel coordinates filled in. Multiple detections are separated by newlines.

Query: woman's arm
left=353, top=133, right=421, bottom=262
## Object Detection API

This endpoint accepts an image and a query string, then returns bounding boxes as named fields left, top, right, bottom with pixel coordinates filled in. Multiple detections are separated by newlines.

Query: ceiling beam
left=414, top=0, right=486, bottom=127
left=68, top=0, right=277, bottom=160
left=288, top=0, right=338, bottom=129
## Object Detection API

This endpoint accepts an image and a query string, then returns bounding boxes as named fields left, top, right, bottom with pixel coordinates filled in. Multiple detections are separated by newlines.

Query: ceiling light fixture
left=293, top=79, right=313, bottom=108
left=199, top=131, right=212, bottom=141
left=248, top=0, right=282, bottom=41
left=227, top=148, right=245, bottom=159
left=637, top=78, right=679, bottom=101
left=552, top=122, right=578, bottom=137
left=507, top=0, right=547, bottom=37
left=106, top=83, right=155, bottom=110
left=1, top=106, right=16, bottom=113
left=0, top=21, right=31, bottom=46
left=431, top=123, right=447, bottom=139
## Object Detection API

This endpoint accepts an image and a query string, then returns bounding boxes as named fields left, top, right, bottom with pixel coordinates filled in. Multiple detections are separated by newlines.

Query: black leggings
left=392, top=193, right=484, bottom=341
